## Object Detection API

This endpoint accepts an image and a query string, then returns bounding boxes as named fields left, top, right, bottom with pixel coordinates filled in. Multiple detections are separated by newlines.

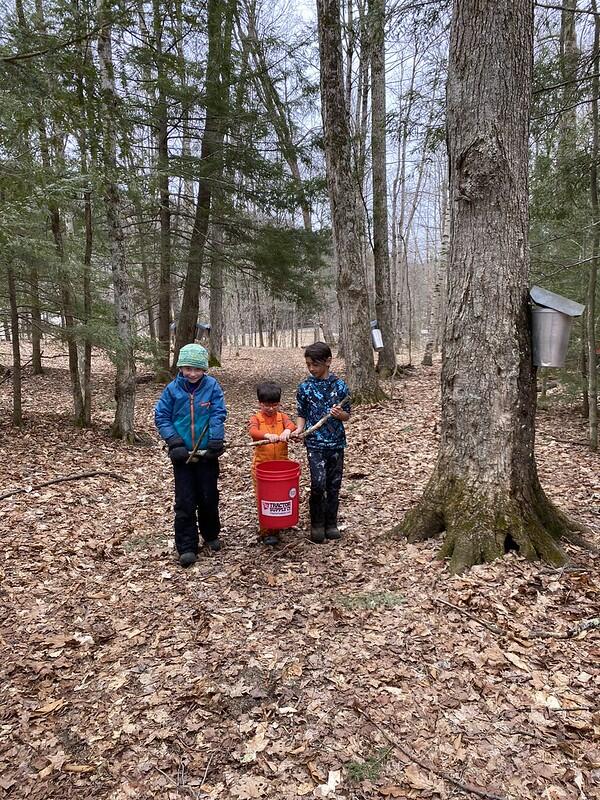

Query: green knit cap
left=177, top=343, right=209, bottom=370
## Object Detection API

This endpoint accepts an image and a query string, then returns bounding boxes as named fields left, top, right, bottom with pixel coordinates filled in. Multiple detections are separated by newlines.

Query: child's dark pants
left=173, top=459, right=220, bottom=554
left=306, top=448, right=344, bottom=529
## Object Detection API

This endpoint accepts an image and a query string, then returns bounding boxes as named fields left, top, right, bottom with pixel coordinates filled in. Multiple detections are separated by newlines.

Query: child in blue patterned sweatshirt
left=291, top=342, right=351, bottom=543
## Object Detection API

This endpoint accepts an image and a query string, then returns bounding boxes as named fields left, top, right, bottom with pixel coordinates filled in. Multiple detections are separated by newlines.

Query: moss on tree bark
left=394, top=468, right=596, bottom=573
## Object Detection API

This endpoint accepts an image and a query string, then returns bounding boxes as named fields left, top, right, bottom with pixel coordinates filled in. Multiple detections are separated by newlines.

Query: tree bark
left=29, top=266, right=43, bottom=374
left=208, top=212, right=224, bottom=366
left=316, top=0, right=382, bottom=400
left=152, top=0, right=172, bottom=379
left=174, top=0, right=233, bottom=366
left=97, top=0, right=137, bottom=441
left=7, top=265, right=23, bottom=426
left=588, top=0, right=599, bottom=451
left=396, top=0, right=579, bottom=573
left=25, top=4, right=84, bottom=419
left=369, top=0, right=396, bottom=376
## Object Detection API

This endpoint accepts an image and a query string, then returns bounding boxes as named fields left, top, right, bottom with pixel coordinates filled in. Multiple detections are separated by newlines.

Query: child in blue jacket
left=155, top=344, right=227, bottom=566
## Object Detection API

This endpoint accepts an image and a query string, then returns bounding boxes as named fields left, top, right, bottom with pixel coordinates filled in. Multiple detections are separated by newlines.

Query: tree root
left=392, top=473, right=590, bottom=573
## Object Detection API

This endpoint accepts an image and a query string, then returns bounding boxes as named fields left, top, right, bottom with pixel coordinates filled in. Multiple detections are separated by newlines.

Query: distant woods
left=0, top=1, right=598, bottom=437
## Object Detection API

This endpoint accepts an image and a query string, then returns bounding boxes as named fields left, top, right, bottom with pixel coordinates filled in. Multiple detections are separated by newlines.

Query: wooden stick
left=0, top=471, right=128, bottom=502
left=299, top=394, right=351, bottom=439
left=434, top=598, right=505, bottom=636
left=185, top=420, right=211, bottom=464
left=354, top=704, right=508, bottom=800
left=529, top=616, right=600, bottom=640
left=214, top=397, right=351, bottom=452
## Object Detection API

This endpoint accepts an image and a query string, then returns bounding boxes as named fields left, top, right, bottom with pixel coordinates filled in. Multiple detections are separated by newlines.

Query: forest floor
left=0, top=344, right=599, bottom=800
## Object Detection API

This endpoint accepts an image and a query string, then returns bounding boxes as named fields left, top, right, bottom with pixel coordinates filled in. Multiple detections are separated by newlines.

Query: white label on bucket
left=261, top=499, right=292, bottom=517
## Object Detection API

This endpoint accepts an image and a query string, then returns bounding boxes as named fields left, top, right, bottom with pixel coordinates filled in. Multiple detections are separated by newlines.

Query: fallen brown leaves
left=0, top=344, right=598, bottom=800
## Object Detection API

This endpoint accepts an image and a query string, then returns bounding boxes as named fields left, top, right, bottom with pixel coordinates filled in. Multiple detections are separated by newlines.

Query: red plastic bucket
left=256, top=460, right=301, bottom=530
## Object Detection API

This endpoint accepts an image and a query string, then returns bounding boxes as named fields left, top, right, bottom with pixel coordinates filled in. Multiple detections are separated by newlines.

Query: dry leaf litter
left=0, top=344, right=598, bottom=800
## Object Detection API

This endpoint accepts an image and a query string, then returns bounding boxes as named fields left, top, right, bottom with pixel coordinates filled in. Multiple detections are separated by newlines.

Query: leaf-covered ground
left=1, top=345, right=599, bottom=800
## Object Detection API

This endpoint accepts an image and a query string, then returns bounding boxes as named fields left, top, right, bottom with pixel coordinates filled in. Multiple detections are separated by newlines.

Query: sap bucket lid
left=530, top=286, right=585, bottom=317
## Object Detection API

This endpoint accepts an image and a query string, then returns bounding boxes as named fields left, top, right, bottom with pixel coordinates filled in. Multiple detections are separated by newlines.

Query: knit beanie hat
left=177, top=344, right=209, bottom=370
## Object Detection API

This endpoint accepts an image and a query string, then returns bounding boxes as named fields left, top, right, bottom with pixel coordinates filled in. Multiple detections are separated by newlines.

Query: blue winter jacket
left=155, top=373, right=227, bottom=451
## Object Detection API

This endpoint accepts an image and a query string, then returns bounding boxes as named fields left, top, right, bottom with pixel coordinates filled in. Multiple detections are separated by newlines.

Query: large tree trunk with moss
left=316, top=0, right=382, bottom=400
left=397, top=0, right=583, bottom=573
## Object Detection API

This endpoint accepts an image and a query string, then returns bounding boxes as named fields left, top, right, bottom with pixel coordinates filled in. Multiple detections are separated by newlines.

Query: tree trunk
left=138, top=220, right=156, bottom=341
left=208, top=213, right=224, bottom=366
left=434, top=177, right=449, bottom=353
left=29, top=266, right=43, bottom=374
left=82, top=181, right=93, bottom=427
left=27, top=5, right=84, bottom=420
left=153, top=0, right=172, bottom=379
left=369, top=0, right=396, bottom=376
left=397, top=0, right=580, bottom=573
left=174, top=0, right=233, bottom=366
left=78, top=12, right=97, bottom=429
left=7, top=265, right=22, bottom=426
left=98, top=0, right=136, bottom=441
left=557, top=0, right=579, bottom=215
left=588, top=0, right=599, bottom=451
left=316, top=0, right=382, bottom=400
left=254, top=287, right=265, bottom=347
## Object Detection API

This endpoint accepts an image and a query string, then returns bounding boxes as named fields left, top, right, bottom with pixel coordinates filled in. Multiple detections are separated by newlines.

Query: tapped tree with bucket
left=395, top=0, right=592, bottom=572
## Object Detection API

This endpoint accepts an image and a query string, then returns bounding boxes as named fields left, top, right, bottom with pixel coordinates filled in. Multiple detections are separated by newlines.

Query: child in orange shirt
left=249, top=381, right=296, bottom=545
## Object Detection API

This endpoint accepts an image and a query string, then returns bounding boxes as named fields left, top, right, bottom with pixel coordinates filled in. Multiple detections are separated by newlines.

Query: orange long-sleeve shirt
left=248, top=410, right=296, bottom=469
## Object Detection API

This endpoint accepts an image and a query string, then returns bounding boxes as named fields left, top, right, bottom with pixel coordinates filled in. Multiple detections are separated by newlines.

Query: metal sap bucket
left=371, top=327, right=384, bottom=351
left=531, top=307, right=573, bottom=368
left=370, top=320, right=384, bottom=351
left=530, top=286, right=585, bottom=368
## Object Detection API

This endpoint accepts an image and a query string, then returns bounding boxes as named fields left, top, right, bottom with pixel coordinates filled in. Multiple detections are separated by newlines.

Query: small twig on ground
left=536, top=432, right=590, bottom=448
left=153, top=765, right=201, bottom=799
left=200, top=753, right=214, bottom=787
left=354, top=704, right=508, bottom=800
left=434, top=598, right=505, bottom=637
left=0, top=471, right=128, bottom=502
left=262, top=540, right=303, bottom=563
left=529, top=617, right=600, bottom=640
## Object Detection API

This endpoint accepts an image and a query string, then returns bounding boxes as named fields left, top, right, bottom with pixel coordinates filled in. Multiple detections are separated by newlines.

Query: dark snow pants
left=173, top=459, right=220, bottom=554
left=306, top=448, right=344, bottom=529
